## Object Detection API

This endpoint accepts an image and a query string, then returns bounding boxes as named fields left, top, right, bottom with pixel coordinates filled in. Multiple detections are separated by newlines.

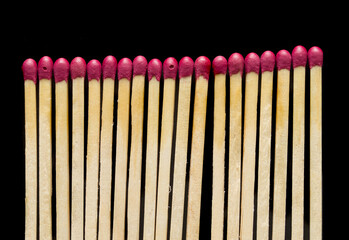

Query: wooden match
left=53, top=58, right=70, bottom=240
left=23, top=59, right=37, bottom=240
left=98, top=56, right=117, bottom=240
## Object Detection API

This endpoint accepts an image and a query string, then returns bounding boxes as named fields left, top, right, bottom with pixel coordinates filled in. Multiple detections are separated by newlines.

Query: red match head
left=194, top=56, right=211, bottom=80
left=22, top=58, right=37, bottom=83
left=147, top=59, right=162, bottom=81
left=228, top=53, right=244, bottom=76
left=245, top=53, right=260, bottom=74
left=179, top=56, right=194, bottom=79
left=102, top=55, right=117, bottom=80
left=292, top=45, right=307, bottom=68
left=276, top=50, right=291, bottom=70
left=261, top=51, right=275, bottom=73
left=118, top=58, right=132, bottom=80
left=163, top=57, right=178, bottom=80
left=87, top=59, right=102, bottom=81
left=38, top=56, right=53, bottom=80
left=70, top=57, right=86, bottom=79
left=308, top=46, right=323, bottom=68
left=54, top=58, right=69, bottom=83
left=212, top=56, right=227, bottom=75
left=133, top=55, right=147, bottom=77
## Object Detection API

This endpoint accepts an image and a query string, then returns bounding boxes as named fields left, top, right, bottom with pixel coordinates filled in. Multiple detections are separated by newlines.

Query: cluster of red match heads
left=22, top=46, right=323, bottom=83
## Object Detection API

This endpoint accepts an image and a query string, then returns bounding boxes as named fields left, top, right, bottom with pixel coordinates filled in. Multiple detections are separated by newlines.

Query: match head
left=292, top=45, right=307, bottom=68
left=70, top=57, right=86, bottom=79
left=228, top=53, right=244, bottom=76
left=308, top=46, right=323, bottom=68
left=261, top=51, right=275, bottom=73
left=87, top=59, right=102, bottom=81
left=102, top=55, right=117, bottom=80
left=118, top=58, right=132, bottom=81
left=147, top=59, right=162, bottom=81
left=38, top=56, right=53, bottom=80
left=276, top=50, right=291, bottom=70
left=53, top=58, right=69, bottom=83
left=179, top=56, right=194, bottom=79
left=194, top=56, right=211, bottom=80
left=22, top=58, right=37, bottom=83
left=245, top=52, right=260, bottom=74
left=163, top=57, right=178, bottom=80
left=133, top=55, right=147, bottom=77
left=212, top=55, right=227, bottom=75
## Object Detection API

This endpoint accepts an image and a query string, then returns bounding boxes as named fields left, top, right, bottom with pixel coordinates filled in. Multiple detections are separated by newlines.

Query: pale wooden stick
left=309, top=47, right=323, bottom=240
left=38, top=56, right=53, bottom=240
left=23, top=59, right=37, bottom=240
left=256, top=51, right=275, bottom=240
left=98, top=56, right=117, bottom=240
left=54, top=58, right=70, bottom=240
left=240, top=53, right=260, bottom=240
left=272, top=50, right=291, bottom=240
left=85, top=60, right=101, bottom=240
left=211, top=56, right=227, bottom=240
left=169, top=57, right=194, bottom=240
left=155, top=57, right=178, bottom=240
left=127, top=56, right=147, bottom=240
left=186, top=56, right=210, bottom=240
left=226, top=53, right=244, bottom=240
left=113, top=58, right=132, bottom=240
left=143, top=59, right=161, bottom=240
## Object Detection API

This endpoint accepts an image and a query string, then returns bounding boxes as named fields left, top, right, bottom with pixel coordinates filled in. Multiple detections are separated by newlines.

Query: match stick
left=113, top=58, right=132, bottom=240
left=291, top=45, right=307, bottom=240
left=256, top=50, right=275, bottom=240
left=169, top=56, right=194, bottom=240
left=85, top=60, right=101, bottom=240
left=23, top=59, right=37, bottom=240
left=308, top=46, right=323, bottom=240
left=98, top=56, right=117, bottom=240
left=155, top=57, right=178, bottom=240
left=143, top=59, right=162, bottom=240
left=226, top=53, right=244, bottom=240
left=211, top=56, right=227, bottom=240
left=186, top=56, right=211, bottom=240
left=240, top=53, right=260, bottom=240
left=272, top=50, right=291, bottom=240
left=38, top=56, right=53, bottom=240
left=70, top=57, right=86, bottom=240
left=127, top=56, right=147, bottom=240
left=54, top=58, right=70, bottom=240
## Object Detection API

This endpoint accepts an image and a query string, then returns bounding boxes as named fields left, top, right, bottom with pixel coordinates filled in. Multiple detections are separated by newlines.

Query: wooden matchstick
left=272, top=50, right=291, bottom=240
left=291, top=46, right=307, bottom=240
left=186, top=56, right=211, bottom=240
left=169, top=57, right=194, bottom=240
left=38, top=56, right=53, bottom=240
left=226, top=53, right=244, bottom=240
left=23, top=59, right=37, bottom=240
left=85, top=60, right=102, bottom=240
left=127, top=56, right=147, bottom=240
left=211, top=56, right=227, bottom=240
left=113, top=58, right=132, bottom=240
left=155, top=57, right=178, bottom=240
left=54, top=58, right=70, bottom=240
left=240, top=53, right=260, bottom=240
left=143, top=59, right=162, bottom=240
left=98, top=56, right=117, bottom=240
left=308, top=46, right=323, bottom=240
left=256, top=50, right=275, bottom=240
left=70, top=57, right=86, bottom=240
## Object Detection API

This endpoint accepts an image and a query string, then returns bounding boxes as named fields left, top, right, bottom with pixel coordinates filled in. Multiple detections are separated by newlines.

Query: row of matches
left=23, top=45, right=323, bottom=240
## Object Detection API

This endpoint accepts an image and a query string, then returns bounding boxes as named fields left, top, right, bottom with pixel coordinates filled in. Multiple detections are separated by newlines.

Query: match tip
left=118, top=58, right=132, bottom=80
left=53, top=58, right=69, bottom=83
left=308, top=46, right=323, bottom=68
left=38, top=56, right=53, bottom=80
left=163, top=57, right=178, bottom=79
left=102, top=55, right=117, bottom=80
left=148, top=59, right=162, bottom=81
left=195, top=56, right=211, bottom=80
left=212, top=55, right=227, bottom=75
left=261, top=51, right=275, bottom=73
left=179, top=56, right=194, bottom=79
left=22, top=58, right=37, bottom=83
left=292, top=45, right=307, bottom=68
left=228, top=53, right=244, bottom=76
left=87, top=59, right=102, bottom=81
left=245, top=53, right=260, bottom=74
left=276, top=50, right=291, bottom=70
left=133, top=55, right=147, bottom=76
left=70, top=57, right=86, bottom=79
